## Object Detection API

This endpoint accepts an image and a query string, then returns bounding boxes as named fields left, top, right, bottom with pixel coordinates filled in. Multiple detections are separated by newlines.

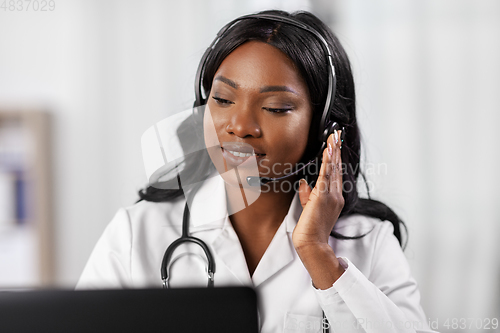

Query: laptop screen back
left=0, top=287, right=259, bottom=333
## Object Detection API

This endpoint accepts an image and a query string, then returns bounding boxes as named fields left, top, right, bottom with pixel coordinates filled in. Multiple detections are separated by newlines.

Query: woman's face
left=204, top=41, right=313, bottom=190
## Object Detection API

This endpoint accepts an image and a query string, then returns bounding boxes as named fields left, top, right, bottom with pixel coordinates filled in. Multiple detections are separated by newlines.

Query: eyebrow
left=214, top=75, right=238, bottom=89
left=214, top=75, right=298, bottom=95
left=259, top=85, right=298, bottom=95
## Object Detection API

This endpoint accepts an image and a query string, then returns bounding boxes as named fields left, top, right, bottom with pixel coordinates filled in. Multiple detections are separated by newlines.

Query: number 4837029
left=1, top=0, right=55, bottom=11
left=443, top=318, right=498, bottom=330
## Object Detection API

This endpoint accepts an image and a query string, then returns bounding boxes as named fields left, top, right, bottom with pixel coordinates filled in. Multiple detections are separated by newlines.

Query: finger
left=298, top=178, right=312, bottom=209
left=332, top=130, right=343, bottom=192
left=315, top=140, right=332, bottom=195
left=322, top=131, right=339, bottom=193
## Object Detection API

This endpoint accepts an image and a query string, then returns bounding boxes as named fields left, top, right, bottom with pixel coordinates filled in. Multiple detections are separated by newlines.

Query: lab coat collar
left=185, top=173, right=304, bottom=287
left=250, top=192, right=302, bottom=286
left=251, top=217, right=295, bottom=287
left=284, top=191, right=303, bottom=233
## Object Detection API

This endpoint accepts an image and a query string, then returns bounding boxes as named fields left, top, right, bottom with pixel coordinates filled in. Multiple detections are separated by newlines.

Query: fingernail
left=328, top=143, right=332, bottom=156
left=299, top=178, right=307, bottom=187
left=334, top=131, right=339, bottom=144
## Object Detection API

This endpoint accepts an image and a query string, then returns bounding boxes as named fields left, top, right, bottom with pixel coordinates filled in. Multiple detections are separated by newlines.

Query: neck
left=225, top=179, right=297, bottom=233
left=224, top=178, right=298, bottom=276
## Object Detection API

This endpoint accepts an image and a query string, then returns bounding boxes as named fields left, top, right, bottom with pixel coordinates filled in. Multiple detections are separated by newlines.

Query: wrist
left=294, top=240, right=331, bottom=255
left=294, top=242, right=345, bottom=290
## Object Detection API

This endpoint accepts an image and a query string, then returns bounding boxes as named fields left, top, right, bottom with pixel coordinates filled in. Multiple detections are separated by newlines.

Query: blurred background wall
left=0, top=0, right=498, bottom=331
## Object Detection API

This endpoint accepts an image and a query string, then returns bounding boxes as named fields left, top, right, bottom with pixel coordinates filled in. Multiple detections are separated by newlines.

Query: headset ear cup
left=322, top=121, right=340, bottom=143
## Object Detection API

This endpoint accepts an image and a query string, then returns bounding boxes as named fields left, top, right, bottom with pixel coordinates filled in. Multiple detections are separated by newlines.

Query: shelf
left=0, top=109, right=53, bottom=287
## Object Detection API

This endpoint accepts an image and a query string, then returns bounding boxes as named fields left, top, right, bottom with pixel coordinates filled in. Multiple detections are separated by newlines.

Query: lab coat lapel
left=251, top=193, right=302, bottom=287
left=250, top=221, right=295, bottom=287
left=211, top=221, right=253, bottom=285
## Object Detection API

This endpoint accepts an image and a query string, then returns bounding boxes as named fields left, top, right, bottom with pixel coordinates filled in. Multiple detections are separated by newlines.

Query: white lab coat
left=77, top=174, right=436, bottom=333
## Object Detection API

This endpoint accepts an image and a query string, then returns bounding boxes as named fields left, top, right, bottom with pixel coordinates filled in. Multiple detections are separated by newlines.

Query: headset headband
left=194, top=13, right=337, bottom=144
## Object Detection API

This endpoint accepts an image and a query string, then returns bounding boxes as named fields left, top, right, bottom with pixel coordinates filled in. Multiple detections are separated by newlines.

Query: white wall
left=332, top=0, right=500, bottom=328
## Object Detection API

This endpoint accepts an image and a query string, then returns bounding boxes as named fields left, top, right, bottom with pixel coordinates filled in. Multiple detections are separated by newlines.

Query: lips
left=221, top=142, right=265, bottom=155
left=220, top=142, right=265, bottom=167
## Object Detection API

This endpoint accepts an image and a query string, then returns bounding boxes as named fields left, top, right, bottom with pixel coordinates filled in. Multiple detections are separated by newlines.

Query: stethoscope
left=160, top=182, right=215, bottom=288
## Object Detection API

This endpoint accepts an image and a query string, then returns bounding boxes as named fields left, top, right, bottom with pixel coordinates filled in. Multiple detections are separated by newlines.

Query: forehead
left=213, top=41, right=308, bottom=93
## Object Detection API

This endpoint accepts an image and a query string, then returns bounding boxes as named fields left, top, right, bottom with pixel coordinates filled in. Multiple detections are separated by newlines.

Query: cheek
left=203, top=103, right=228, bottom=147
left=276, top=120, right=311, bottom=160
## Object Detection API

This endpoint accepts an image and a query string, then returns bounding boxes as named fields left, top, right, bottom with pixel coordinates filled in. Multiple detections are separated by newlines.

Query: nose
left=225, top=105, right=262, bottom=138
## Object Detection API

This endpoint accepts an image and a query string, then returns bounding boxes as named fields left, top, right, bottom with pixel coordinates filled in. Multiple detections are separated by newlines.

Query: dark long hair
left=138, top=10, right=407, bottom=247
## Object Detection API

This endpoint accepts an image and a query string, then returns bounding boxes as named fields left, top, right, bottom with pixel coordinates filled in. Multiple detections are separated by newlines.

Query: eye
left=212, top=96, right=234, bottom=105
left=262, top=107, right=293, bottom=114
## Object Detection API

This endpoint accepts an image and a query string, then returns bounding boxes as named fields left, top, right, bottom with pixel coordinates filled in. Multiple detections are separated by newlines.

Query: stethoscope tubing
left=161, top=182, right=216, bottom=288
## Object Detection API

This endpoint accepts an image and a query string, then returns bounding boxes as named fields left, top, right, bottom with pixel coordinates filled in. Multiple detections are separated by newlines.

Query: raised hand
left=293, top=130, right=344, bottom=248
left=292, top=130, right=345, bottom=289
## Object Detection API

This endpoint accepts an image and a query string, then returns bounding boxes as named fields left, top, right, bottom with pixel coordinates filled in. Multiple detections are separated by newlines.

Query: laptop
left=0, top=286, right=259, bottom=333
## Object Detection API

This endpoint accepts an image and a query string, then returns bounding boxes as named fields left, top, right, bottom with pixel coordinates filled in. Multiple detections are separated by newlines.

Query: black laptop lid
left=0, top=287, right=259, bottom=333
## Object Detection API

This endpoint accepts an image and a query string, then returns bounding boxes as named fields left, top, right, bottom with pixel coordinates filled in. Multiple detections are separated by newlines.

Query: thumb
left=298, top=178, right=312, bottom=209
